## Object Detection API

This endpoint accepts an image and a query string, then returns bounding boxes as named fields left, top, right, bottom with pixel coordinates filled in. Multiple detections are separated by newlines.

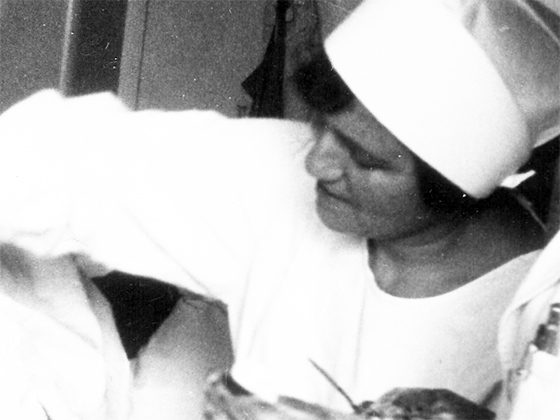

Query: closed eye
left=351, top=147, right=386, bottom=170
left=333, top=130, right=389, bottom=171
left=311, top=114, right=390, bottom=171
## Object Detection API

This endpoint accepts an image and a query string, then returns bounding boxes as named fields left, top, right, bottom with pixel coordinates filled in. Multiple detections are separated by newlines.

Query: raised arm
left=0, top=90, right=312, bottom=300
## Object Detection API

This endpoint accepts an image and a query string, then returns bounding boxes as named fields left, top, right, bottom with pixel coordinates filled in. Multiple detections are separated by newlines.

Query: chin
left=316, top=207, right=363, bottom=236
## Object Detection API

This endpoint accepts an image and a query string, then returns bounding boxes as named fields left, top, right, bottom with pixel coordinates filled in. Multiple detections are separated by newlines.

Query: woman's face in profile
left=305, top=100, right=437, bottom=241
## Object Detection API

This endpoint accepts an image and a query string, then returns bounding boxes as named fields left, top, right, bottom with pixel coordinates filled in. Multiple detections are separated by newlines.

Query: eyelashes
left=334, top=131, right=389, bottom=171
left=310, top=115, right=390, bottom=172
left=352, top=150, right=384, bottom=171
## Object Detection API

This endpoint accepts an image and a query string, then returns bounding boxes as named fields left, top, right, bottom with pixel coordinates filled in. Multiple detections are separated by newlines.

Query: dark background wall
left=0, top=0, right=363, bottom=114
left=133, top=0, right=264, bottom=114
left=0, top=0, right=67, bottom=113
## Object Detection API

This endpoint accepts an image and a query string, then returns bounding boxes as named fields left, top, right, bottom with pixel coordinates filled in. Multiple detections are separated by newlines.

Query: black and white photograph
left=0, top=1, right=558, bottom=419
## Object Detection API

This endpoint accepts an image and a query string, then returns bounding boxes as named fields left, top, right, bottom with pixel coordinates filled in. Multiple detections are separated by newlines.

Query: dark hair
left=292, top=48, right=355, bottom=115
left=293, top=49, right=487, bottom=215
left=413, top=156, right=484, bottom=216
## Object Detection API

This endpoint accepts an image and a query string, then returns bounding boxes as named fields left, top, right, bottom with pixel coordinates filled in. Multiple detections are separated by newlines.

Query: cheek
left=350, top=174, right=428, bottom=225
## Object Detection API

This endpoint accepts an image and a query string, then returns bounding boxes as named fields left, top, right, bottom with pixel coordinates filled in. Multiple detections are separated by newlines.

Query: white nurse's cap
left=325, top=0, right=560, bottom=198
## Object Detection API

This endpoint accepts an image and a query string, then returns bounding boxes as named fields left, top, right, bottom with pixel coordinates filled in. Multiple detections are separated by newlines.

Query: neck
left=368, top=204, right=543, bottom=298
left=369, top=215, right=469, bottom=285
left=373, top=213, right=467, bottom=260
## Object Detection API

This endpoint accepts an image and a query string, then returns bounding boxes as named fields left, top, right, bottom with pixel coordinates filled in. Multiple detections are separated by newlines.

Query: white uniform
left=497, top=230, right=560, bottom=420
left=0, top=90, right=543, bottom=417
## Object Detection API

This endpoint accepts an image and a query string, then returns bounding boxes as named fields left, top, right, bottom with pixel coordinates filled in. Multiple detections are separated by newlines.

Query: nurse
left=0, top=0, right=557, bottom=419
left=308, top=0, right=559, bottom=418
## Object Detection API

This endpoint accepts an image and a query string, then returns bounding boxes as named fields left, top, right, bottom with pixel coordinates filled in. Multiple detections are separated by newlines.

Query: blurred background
left=0, top=0, right=362, bottom=117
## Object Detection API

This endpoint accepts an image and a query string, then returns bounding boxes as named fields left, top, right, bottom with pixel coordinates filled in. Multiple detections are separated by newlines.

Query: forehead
left=322, top=100, right=412, bottom=160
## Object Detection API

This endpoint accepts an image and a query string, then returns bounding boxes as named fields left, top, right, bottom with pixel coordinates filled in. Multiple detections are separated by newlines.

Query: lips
left=316, top=182, right=351, bottom=204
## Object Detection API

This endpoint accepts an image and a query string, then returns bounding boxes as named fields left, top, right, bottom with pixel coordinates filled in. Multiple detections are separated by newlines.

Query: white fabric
left=134, top=248, right=538, bottom=420
left=497, top=230, right=560, bottom=420
left=0, top=90, right=542, bottom=416
left=325, top=0, right=560, bottom=198
left=0, top=245, right=132, bottom=419
left=350, top=253, right=538, bottom=404
left=130, top=298, right=233, bottom=420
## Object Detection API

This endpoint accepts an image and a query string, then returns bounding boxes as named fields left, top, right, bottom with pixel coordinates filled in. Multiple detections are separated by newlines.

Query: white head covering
left=325, top=0, right=560, bottom=198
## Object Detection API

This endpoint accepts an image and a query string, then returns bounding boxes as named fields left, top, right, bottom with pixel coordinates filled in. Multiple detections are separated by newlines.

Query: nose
left=305, top=131, right=347, bottom=181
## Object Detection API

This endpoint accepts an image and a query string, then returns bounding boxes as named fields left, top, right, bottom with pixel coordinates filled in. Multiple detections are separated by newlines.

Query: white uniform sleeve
left=0, top=90, right=313, bottom=301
